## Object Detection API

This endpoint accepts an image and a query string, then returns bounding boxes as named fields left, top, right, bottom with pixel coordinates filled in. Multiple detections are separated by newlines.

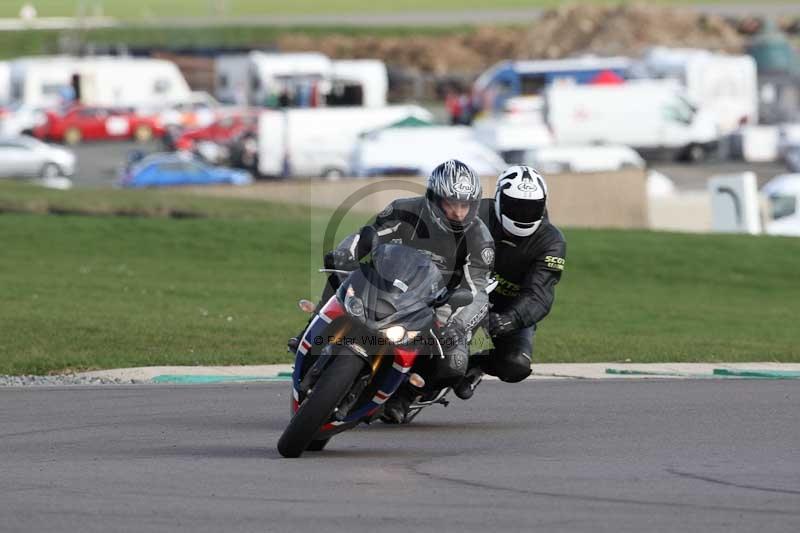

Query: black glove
left=438, top=322, right=468, bottom=353
left=437, top=322, right=469, bottom=377
left=483, top=312, right=516, bottom=338
left=324, top=249, right=359, bottom=271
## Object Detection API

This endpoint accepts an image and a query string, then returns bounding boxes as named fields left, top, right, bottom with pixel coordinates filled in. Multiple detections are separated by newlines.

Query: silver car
left=0, top=135, right=76, bottom=178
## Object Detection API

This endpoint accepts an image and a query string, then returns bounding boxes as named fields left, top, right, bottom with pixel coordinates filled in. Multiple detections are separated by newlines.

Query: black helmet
left=425, top=159, right=482, bottom=233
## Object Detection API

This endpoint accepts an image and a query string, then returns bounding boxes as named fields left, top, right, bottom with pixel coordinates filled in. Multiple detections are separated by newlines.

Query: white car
left=0, top=135, right=76, bottom=178
left=761, top=173, right=800, bottom=237
left=521, top=144, right=645, bottom=174
left=0, top=103, right=48, bottom=137
left=352, top=125, right=507, bottom=178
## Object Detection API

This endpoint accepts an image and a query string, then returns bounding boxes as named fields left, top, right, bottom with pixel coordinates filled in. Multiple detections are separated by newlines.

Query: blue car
left=120, top=153, right=253, bottom=188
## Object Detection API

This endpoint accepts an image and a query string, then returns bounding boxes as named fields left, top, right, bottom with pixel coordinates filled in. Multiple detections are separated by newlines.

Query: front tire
left=277, top=350, right=364, bottom=458
left=306, top=439, right=330, bottom=451
left=40, top=163, right=61, bottom=179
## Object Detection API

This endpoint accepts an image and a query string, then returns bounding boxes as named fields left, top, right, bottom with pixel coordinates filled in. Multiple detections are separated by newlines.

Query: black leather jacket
left=336, top=196, right=495, bottom=332
left=478, top=198, right=566, bottom=329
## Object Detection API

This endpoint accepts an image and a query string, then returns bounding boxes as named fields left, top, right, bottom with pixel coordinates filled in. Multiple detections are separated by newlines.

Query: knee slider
left=496, top=351, right=532, bottom=383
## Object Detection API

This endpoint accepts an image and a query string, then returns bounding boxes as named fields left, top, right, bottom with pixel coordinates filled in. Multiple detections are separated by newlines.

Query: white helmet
left=494, top=166, right=548, bottom=237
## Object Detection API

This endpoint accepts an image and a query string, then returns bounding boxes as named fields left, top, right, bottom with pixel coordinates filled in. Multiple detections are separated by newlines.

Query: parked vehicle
left=0, top=135, right=75, bottom=178
left=633, top=47, right=759, bottom=134
left=215, top=52, right=389, bottom=109
left=762, top=173, right=800, bottom=237
left=545, top=79, right=719, bottom=161
left=257, top=105, right=433, bottom=178
left=471, top=56, right=631, bottom=119
left=352, top=124, right=506, bottom=177
left=471, top=113, right=554, bottom=163
left=119, top=153, right=253, bottom=188
left=0, top=102, right=49, bottom=136
left=215, top=52, right=331, bottom=107
left=33, top=105, right=165, bottom=144
left=278, top=235, right=474, bottom=457
left=329, top=60, right=388, bottom=108
left=0, top=61, right=9, bottom=105
left=521, top=144, right=645, bottom=174
left=171, top=113, right=257, bottom=149
left=157, top=91, right=222, bottom=131
left=778, top=123, right=800, bottom=170
left=7, top=56, right=192, bottom=109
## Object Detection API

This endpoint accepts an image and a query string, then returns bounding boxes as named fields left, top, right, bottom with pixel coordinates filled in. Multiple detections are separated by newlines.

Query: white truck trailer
left=257, top=105, right=433, bottom=178
left=545, top=79, right=719, bottom=161
left=634, top=47, right=758, bottom=134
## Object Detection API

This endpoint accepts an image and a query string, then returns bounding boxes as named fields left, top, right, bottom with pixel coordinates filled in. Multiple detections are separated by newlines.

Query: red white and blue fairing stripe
left=290, top=296, right=418, bottom=433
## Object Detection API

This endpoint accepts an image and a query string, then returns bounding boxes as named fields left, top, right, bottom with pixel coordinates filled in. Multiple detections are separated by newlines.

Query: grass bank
left=0, top=183, right=798, bottom=374
left=0, top=1, right=777, bottom=19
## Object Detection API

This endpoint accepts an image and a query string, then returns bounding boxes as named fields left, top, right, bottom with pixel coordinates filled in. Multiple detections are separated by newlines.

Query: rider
left=291, top=159, right=495, bottom=422
left=453, top=165, right=567, bottom=400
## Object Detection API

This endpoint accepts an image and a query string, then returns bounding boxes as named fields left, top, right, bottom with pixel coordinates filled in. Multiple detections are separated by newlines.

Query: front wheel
left=306, top=439, right=330, bottom=451
left=277, top=349, right=365, bottom=458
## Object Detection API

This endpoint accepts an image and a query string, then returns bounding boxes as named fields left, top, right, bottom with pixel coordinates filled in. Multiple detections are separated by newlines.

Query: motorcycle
left=277, top=231, right=473, bottom=458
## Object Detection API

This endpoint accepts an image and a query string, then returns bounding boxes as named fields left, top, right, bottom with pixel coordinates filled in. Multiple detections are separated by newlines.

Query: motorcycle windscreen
left=347, top=244, right=444, bottom=331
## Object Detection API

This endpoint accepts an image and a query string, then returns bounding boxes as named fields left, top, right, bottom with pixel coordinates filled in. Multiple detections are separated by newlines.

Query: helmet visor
left=501, top=194, right=545, bottom=224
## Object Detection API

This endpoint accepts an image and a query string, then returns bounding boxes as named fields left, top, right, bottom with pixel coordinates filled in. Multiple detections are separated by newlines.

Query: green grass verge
left=0, top=1, right=784, bottom=20
left=0, top=24, right=479, bottom=60
left=1, top=182, right=798, bottom=374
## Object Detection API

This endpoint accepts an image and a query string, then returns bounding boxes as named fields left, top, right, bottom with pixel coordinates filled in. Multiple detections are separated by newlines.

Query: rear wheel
left=277, top=349, right=364, bottom=458
left=64, top=127, right=82, bottom=145
left=682, top=144, right=706, bottom=163
left=134, top=124, right=153, bottom=143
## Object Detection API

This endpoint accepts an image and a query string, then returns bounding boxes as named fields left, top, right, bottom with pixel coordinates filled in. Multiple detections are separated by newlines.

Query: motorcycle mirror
left=447, top=288, right=473, bottom=310
left=356, top=225, right=379, bottom=260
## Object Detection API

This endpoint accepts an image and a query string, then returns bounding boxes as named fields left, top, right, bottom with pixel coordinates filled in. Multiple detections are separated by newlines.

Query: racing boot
left=453, top=351, right=489, bottom=400
left=453, top=366, right=484, bottom=400
left=380, top=384, right=415, bottom=424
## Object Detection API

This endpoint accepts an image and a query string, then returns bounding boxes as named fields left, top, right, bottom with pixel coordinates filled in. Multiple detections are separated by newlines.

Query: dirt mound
left=522, top=3, right=744, bottom=59
left=276, top=3, right=748, bottom=74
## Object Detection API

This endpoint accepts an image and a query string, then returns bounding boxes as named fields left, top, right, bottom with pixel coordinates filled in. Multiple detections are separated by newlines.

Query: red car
left=173, top=113, right=256, bottom=148
left=33, top=105, right=165, bottom=145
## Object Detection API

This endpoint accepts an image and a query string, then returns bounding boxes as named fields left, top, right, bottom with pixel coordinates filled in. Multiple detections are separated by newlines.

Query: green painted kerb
left=152, top=374, right=292, bottom=384
left=713, top=369, right=800, bottom=379
left=605, top=368, right=691, bottom=377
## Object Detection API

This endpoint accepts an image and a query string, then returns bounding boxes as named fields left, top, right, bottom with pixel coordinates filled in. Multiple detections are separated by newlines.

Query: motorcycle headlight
left=344, top=292, right=364, bottom=318
left=380, top=326, right=421, bottom=344
left=382, top=326, right=406, bottom=343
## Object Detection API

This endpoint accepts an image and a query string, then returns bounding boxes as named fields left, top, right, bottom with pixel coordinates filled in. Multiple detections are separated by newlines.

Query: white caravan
left=634, top=47, right=758, bottom=134
left=215, top=52, right=332, bottom=107
left=257, top=105, right=433, bottom=178
left=352, top=125, right=506, bottom=178
left=330, top=60, right=388, bottom=108
left=7, top=56, right=191, bottom=109
left=545, top=79, right=719, bottom=161
left=215, top=52, right=388, bottom=108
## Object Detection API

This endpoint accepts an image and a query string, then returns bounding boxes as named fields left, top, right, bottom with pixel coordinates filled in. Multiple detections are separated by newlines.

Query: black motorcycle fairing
left=336, top=244, right=444, bottom=332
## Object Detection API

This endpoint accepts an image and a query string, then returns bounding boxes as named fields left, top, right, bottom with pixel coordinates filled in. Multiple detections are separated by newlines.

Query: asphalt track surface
left=1, top=380, right=798, bottom=533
